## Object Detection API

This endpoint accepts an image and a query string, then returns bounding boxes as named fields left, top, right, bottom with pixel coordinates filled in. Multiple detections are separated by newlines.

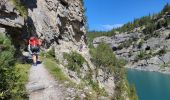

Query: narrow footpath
left=26, top=63, right=66, bottom=100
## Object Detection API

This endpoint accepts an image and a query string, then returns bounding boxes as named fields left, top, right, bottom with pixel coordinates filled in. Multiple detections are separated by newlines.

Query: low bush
left=137, top=39, right=144, bottom=49
left=12, top=0, right=28, bottom=18
left=90, top=43, right=137, bottom=100
left=63, top=51, right=86, bottom=73
left=88, top=79, right=107, bottom=96
left=137, top=50, right=146, bottom=60
left=90, top=43, right=117, bottom=69
left=0, top=34, right=16, bottom=99
left=0, top=34, right=30, bottom=99
left=47, top=47, right=55, bottom=58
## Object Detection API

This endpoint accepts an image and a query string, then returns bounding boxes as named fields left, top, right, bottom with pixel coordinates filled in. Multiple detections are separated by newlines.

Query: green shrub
left=12, top=63, right=30, bottom=99
left=143, top=22, right=156, bottom=35
left=137, top=50, right=146, bottom=60
left=165, top=18, right=170, bottom=26
left=162, top=3, right=170, bottom=13
left=153, top=47, right=167, bottom=56
left=12, top=0, right=28, bottom=18
left=63, top=51, right=86, bottom=73
left=47, top=47, right=55, bottom=58
left=138, top=39, right=144, bottom=48
left=156, top=19, right=168, bottom=29
left=158, top=47, right=166, bottom=56
left=88, top=79, right=107, bottom=96
left=90, top=43, right=137, bottom=100
left=128, top=85, right=138, bottom=100
left=90, top=43, right=117, bottom=69
left=121, top=39, right=133, bottom=48
left=0, top=34, right=30, bottom=99
left=117, top=43, right=124, bottom=50
left=0, top=34, right=16, bottom=99
left=161, top=61, right=170, bottom=68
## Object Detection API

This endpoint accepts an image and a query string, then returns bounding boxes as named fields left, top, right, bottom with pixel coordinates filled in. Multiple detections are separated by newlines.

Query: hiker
left=28, top=36, right=42, bottom=66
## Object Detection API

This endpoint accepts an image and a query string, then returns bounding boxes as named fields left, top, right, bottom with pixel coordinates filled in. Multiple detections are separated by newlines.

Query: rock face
left=26, top=0, right=86, bottom=48
left=0, top=0, right=119, bottom=99
left=93, top=27, right=170, bottom=74
left=0, top=0, right=86, bottom=47
left=0, top=0, right=24, bottom=28
left=0, top=0, right=115, bottom=99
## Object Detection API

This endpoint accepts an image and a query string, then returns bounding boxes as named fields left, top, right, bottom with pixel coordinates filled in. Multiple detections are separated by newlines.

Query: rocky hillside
left=0, top=0, right=86, bottom=47
left=93, top=4, right=170, bottom=74
left=0, top=0, right=137, bottom=99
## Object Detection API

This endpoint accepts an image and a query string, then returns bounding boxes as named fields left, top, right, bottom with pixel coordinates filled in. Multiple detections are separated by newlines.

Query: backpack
left=29, top=37, right=40, bottom=52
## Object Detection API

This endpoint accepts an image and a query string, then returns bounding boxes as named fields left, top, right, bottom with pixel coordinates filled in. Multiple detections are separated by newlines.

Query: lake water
left=127, top=69, right=170, bottom=100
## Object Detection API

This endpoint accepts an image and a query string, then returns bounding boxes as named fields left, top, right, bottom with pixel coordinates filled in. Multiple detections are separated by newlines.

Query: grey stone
left=27, top=0, right=86, bottom=48
left=0, top=1, right=24, bottom=28
left=0, top=27, right=6, bottom=33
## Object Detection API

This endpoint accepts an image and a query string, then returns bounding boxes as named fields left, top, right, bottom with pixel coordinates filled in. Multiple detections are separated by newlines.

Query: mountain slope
left=92, top=4, right=170, bottom=74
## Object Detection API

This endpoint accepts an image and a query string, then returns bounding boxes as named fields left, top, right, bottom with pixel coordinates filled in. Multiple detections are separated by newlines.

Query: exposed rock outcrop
left=0, top=0, right=116, bottom=99
left=27, top=0, right=86, bottom=48
left=0, top=0, right=86, bottom=47
left=0, top=0, right=24, bottom=28
left=93, top=26, right=170, bottom=74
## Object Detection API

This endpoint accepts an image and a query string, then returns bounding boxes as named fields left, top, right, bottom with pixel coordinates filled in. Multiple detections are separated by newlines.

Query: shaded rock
left=0, top=1, right=24, bottom=28
left=0, top=27, right=6, bottom=33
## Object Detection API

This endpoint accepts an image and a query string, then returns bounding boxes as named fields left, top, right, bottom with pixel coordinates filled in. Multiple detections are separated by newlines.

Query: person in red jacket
left=28, top=36, right=42, bottom=66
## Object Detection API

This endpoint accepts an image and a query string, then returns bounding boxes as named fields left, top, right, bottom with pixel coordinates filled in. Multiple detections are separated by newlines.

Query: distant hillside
left=88, top=3, right=170, bottom=45
left=115, top=3, right=170, bottom=33
left=90, top=3, right=170, bottom=74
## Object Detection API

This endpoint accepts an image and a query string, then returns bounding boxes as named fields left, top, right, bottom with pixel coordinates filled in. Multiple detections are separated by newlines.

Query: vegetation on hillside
left=43, top=56, right=101, bottom=99
left=87, top=30, right=115, bottom=47
left=86, top=4, right=170, bottom=98
left=87, top=3, right=170, bottom=43
left=12, top=0, right=28, bottom=18
left=90, top=43, right=138, bottom=100
left=43, top=57, right=71, bottom=83
left=116, top=3, right=170, bottom=33
left=63, top=51, right=86, bottom=74
left=0, top=34, right=30, bottom=99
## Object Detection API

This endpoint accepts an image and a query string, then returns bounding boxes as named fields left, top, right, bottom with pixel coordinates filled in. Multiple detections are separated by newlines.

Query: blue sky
left=84, top=0, right=170, bottom=31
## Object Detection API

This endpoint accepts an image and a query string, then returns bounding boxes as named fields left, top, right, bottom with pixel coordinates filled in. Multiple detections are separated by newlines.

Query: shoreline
left=125, top=64, right=170, bottom=74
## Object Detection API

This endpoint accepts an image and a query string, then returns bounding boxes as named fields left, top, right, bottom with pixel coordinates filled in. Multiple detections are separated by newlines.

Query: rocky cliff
left=0, top=0, right=118, bottom=99
left=93, top=9, right=170, bottom=74
left=0, top=0, right=86, bottom=47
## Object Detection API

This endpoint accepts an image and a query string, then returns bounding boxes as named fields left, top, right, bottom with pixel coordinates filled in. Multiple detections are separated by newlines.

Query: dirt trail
left=26, top=63, right=66, bottom=100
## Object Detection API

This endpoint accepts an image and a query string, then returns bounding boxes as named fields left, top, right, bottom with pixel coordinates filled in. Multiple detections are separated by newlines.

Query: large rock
left=0, top=0, right=24, bottom=28
left=27, top=0, right=86, bottom=48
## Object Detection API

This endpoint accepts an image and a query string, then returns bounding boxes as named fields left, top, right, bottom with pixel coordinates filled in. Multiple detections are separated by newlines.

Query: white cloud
left=101, top=24, right=123, bottom=31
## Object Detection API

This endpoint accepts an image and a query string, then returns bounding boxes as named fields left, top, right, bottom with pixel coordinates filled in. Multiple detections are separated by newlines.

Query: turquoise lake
left=127, top=69, right=170, bottom=100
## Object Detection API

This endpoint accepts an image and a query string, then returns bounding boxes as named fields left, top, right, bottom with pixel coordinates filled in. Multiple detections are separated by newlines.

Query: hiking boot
left=33, top=63, right=37, bottom=66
